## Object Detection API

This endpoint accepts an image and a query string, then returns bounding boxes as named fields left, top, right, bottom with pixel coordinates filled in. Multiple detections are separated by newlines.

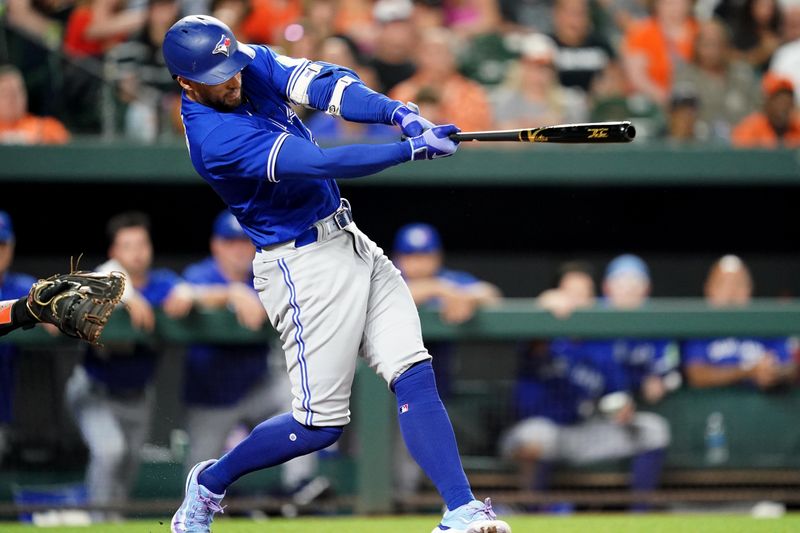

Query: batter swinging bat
left=450, top=121, right=636, bottom=144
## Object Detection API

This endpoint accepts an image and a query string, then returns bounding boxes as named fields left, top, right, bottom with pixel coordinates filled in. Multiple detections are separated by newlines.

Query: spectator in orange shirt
left=390, top=27, right=493, bottom=131
left=622, top=0, right=698, bottom=106
left=0, top=65, right=70, bottom=145
left=732, top=72, right=800, bottom=148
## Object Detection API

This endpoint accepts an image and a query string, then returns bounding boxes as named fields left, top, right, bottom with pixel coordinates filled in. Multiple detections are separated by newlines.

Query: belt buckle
left=334, top=207, right=352, bottom=230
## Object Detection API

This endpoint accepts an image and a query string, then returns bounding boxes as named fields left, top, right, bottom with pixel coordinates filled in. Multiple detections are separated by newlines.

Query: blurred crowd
left=2, top=0, right=800, bottom=146
left=1, top=209, right=798, bottom=517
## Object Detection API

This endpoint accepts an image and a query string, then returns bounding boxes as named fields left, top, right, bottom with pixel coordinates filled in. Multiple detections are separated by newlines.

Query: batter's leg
left=352, top=228, right=474, bottom=511
left=195, top=233, right=370, bottom=496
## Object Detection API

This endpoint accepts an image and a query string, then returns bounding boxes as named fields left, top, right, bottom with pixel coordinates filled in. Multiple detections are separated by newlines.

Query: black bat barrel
left=451, top=121, right=636, bottom=144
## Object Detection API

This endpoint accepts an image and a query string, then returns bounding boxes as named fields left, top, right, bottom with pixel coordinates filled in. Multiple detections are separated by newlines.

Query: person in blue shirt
left=502, top=257, right=671, bottom=510
left=683, top=255, right=797, bottom=389
left=600, top=255, right=681, bottom=405
left=390, top=222, right=501, bottom=499
left=392, top=222, right=502, bottom=394
left=0, top=211, right=35, bottom=465
left=163, top=16, right=510, bottom=533
left=500, top=338, right=671, bottom=510
left=65, top=211, right=192, bottom=521
left=181, top=210, right=318, bottom=494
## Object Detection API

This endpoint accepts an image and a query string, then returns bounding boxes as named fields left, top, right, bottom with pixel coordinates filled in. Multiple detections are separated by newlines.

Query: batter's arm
left=275, top=136, right=413, bottom=180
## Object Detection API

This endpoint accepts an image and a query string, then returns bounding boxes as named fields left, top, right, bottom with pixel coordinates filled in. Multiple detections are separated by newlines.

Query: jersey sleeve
left=682, top=339, right=711, bottom=366
left=201, top=121, right=288, bottom=182
left=251, top=45, right=402, bottom=125
left=274, top=136, right=411, bottom=181
left=764, top=338, right=793, bottom=364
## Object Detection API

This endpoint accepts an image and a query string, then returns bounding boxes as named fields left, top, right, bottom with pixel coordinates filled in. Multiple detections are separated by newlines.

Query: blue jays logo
left=213, top=34, right=232, bottom=57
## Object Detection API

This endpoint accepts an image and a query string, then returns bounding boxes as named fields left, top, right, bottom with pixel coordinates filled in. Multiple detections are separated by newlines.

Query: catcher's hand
left=26, top=270, right=126, bottom=345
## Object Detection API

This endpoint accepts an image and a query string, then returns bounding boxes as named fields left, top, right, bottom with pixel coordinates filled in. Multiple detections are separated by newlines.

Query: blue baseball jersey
left=0, top=272, right=35, bottom=423
left=182, top=257, right=269, bottom=406
left=604, top=339, right=679, bottom=393
left=181, top=45, right=410, bottom=249
left=682, top=337, right=793, bottom=371
left=514, top=338, right=627, bottom=425
left=83, top=269, right=182, bottom=390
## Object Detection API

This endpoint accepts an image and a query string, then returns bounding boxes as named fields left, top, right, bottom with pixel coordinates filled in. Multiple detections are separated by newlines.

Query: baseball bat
left=450, top=121, right=636, bottom=144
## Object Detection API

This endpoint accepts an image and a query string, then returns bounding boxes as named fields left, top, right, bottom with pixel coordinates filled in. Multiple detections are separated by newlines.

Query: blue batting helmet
left=162, top=15, right=255, bottom=85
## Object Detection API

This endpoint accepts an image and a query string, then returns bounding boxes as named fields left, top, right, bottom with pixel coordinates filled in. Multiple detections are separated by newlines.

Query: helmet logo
left=213, top=34, right=232, bottom=57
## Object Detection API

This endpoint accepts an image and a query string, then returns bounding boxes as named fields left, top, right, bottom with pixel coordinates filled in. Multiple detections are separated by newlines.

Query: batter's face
left=178, top=72, right=243, bottom=111
left=0, top=241, right=14, bottom=276
left=110, top=226, right=153, bottom=277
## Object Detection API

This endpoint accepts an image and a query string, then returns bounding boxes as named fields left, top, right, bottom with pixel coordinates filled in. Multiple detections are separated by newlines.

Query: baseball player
left=500, top=336, right=671, bottom=511
left=0, top=211, right=35, bottom=463
left=162, top=15, right=510, bottom=533
left=600, top=255, right=681, bottom=404
left=683, top=255, right=797, bottom=389
left=180, top=210, right=317, bottom=496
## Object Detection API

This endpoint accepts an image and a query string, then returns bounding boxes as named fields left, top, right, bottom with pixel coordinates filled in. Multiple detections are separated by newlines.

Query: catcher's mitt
left=26, top=270, right=126, bottom=345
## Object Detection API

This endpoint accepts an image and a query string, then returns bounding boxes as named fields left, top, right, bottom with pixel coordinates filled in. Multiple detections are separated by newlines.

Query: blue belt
left=294, top=203, right=354, bottom=248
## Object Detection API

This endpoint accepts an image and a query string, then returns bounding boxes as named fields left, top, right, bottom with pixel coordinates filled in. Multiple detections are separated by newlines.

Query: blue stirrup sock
left=393, top=361, right=474, bottom=511
left=198, top=412, right=342, bottom=495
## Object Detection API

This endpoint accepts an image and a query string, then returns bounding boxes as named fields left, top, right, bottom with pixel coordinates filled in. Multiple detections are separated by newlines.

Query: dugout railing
left=1, top=143, right=800, bottom=186
left=2, top=299, right=800, bottom=516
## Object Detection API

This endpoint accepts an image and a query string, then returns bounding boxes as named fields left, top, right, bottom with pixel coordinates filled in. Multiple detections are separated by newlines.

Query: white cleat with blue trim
left=432, top=498, right=512, bottom=533
left=171, top=460, right=225, bottom=533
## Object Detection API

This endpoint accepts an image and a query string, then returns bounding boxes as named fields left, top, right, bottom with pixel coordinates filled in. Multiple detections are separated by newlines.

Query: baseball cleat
left=431, top=498, right=512, bottom=533
left=171, top=460, right=225, bottom=533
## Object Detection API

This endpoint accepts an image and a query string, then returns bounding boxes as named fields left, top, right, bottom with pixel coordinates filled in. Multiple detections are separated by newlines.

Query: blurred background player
left=391, top=222, right=501, bottom=498
left=392, top=222, right=501, bottom=395
left=180, top=211, right=320, bottom=498
left=0, top=212, right=35, bottom=466
left=65, top=211, right=191, bottom=521
left=501, top=256, right=671, bottom=511
left=536, top=260, right=596, bottom=318
left=683, top=254, right=797, bottom=389
left=601, top=254, right=681, bottom=405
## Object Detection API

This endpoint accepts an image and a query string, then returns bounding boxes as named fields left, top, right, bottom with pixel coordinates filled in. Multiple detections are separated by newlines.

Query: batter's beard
left=209, top=94, right=242, bottom=112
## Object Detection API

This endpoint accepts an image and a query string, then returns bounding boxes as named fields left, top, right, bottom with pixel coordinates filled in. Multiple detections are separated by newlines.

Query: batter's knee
left=500, top=417, right=560, bottom=461
left=633, top=412, right=671, bottom=451
left=295, top=421, right=343, bottom=454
